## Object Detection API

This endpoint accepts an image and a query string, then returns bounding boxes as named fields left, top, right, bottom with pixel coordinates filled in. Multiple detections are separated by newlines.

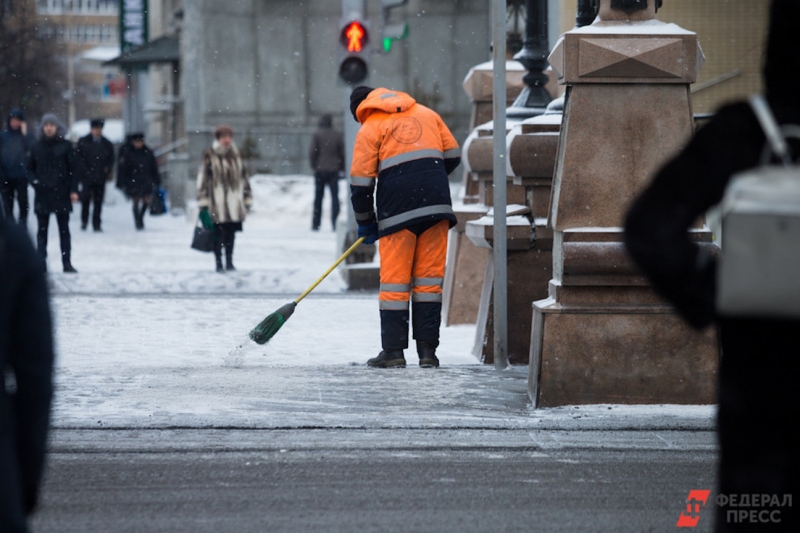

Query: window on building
left=44, top=23, right=117, bottom=44
left=37, top=0, right=118, bottom=15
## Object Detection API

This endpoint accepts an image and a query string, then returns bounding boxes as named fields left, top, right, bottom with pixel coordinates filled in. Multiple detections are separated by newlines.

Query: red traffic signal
left=339, top=20, right=369, bottom=84
left=341, top=21, right=368, bottom=53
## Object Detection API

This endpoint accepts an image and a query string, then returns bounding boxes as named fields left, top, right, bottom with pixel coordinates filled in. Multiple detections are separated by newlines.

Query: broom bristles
left=249, top=302, right=297, bottom=345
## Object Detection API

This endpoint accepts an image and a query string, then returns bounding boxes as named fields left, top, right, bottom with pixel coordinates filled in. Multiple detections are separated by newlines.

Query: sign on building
left=119, top=0, right=148, bottom=53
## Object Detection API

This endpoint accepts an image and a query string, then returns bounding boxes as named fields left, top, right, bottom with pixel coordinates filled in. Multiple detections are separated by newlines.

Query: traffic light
left=338, top=19, right=370, bottom=84
left=380, top=0, right=409, bottom=53
left=381, top=22, right=408, bottom=53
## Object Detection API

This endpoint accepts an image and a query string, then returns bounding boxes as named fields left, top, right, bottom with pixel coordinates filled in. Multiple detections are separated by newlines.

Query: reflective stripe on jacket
left=350, top=88, right=461, bottom=238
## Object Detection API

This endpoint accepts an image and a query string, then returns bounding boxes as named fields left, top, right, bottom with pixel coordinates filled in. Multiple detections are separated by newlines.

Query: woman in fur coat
left=197, top=125, right=252, bottom=272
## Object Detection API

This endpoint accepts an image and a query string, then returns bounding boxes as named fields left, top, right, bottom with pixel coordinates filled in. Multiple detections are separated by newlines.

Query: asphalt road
left=30, top=429, right=718, bottom=533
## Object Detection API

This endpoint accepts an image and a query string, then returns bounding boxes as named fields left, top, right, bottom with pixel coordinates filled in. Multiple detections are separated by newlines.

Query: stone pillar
left=460, top=62, right=526, bottom=204
left=464, top=112, right=561, bottom=365
left=529, top=0, right=718, bottom=406
left=441, top=65, right=525, bottom=328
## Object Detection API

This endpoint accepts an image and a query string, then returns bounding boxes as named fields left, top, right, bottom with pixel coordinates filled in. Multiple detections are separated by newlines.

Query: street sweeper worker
left=349, top=86, right=461, bottom=368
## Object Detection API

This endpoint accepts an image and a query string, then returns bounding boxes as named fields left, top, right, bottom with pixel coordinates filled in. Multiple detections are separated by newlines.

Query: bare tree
left=0, top=0, right=66, bottom=122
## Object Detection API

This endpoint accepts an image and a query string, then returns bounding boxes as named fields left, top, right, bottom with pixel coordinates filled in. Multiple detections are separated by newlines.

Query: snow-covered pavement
left=41, top=175, right=715, bottom=433
left=45, top=175, right=481, bottom=429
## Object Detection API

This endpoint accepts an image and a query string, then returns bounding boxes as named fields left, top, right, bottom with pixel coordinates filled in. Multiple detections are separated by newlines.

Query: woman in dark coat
left=625, top=2, right=800, bottom=531
left=117, top=132, right=159, bottom=230
left=27, top=113, right=80, bottom=273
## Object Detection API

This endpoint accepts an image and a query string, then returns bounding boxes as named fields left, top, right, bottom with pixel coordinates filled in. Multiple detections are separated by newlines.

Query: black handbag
left=191, top=222, right=215, bottom=252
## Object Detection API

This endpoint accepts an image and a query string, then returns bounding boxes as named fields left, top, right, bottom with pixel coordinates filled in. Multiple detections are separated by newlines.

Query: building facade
left=137, top=0, right=771, bottom=176
left=36, top=0, right=124, bottom=125
left=557, top=0, right=768, bottom=114
left=179, top=0, right=491, bottom=175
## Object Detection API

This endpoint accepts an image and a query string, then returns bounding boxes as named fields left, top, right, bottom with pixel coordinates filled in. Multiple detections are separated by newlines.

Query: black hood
left=764, top=0, right=800, bottom=103
left=7, top=108, right=24, bottom=130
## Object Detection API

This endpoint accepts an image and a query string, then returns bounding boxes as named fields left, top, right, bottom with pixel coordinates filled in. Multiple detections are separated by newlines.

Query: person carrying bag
left=716, top=95, right=800, bottom=318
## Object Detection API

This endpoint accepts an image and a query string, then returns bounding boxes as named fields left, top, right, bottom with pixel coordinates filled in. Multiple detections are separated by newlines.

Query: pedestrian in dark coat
left=624, top=2, right=800, bottom=531
left=0, top=109, right=37, bottom=227
left=75, top=118, right=114, bottom=232
left=0, top=218, right=55, bottom=533
left=27, top=114, right=80, bottom=273
left=116, top=132, right=159, bottom=230
left=309, top=113, right=344, bottom=231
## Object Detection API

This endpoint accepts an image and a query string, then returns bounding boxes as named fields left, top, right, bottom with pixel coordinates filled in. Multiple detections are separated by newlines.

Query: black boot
left=367, top=349, right=406, bottom=368
left=133, top=204, right=143, bottom=230
left=417, top=340, right=439, bottom=368
left=213, top=231, right=225, bottom=272
left=63, top=259, right=78, bottom=273
left=138, top=204, right=148, bottom=230
left=225, top=233, right=235, bottom=271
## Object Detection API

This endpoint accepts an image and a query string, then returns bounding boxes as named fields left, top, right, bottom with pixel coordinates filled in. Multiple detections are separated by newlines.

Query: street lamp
left=507, top=0, right=551, bottom=118
left=506, top=0, right=525, bottom=56
left=576, top=0, right=597, bottom=27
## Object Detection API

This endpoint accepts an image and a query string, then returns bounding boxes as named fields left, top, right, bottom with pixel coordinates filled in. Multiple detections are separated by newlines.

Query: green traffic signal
left=381, top=23, right=408, bottom=53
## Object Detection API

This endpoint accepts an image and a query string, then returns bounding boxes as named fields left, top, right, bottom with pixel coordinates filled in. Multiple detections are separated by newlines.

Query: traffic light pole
left=342, top=0, right=368, bottom=256
left=343, top=87, right=360, bottom=240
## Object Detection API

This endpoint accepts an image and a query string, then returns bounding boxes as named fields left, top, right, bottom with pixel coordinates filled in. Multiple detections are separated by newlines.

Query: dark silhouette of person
left=116, top=132, right=159, bottom=230
left=27, top=114, right=80, bottom=273
left=308, top=113, right=344, bottom=231
left=625, top=2, right=799, bottom=531
left=0, top=218, right=55, bottom=533
left=0, top=109, right=37, bottom=227
left=75, top=118, right=115, bottom=232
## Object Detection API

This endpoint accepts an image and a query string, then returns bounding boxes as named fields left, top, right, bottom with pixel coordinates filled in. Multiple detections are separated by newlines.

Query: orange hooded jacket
left=350, top=88, right=461, bottom=237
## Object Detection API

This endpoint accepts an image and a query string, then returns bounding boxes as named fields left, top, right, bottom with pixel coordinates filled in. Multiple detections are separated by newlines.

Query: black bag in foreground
left=716, top=95, right=800, bottom=318
left=191, top=222, right=215, bottom=252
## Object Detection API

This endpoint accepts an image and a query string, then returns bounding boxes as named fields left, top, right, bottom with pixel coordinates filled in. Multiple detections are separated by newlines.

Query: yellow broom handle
left=294, top=237, right=367, bottom=304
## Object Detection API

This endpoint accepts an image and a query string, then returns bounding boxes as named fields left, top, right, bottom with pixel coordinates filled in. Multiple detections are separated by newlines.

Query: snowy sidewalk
left=42, top=175, right=715, bottom=439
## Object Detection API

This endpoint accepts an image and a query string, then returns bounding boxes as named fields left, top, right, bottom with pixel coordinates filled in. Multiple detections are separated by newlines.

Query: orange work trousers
left=378, top=219, right=449, bottom=350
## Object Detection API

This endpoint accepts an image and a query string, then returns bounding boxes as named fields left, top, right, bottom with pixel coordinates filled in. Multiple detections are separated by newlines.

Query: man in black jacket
left=625, top=2, right=799, bottom=530
left=0, top=109, right=37, bottom=227
left=75, top=118, right=114, bottom=232
left=116, top=133, right=159, bottom=230
left=308, top=113, right=344, bottom=231
left=28, top=114, right=80, bottom=273
left=0, top=218, right=55, bottom=533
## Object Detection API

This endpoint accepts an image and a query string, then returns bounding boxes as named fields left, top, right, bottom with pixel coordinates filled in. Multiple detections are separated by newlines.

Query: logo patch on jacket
left=391, top=117, right=423, bottom=144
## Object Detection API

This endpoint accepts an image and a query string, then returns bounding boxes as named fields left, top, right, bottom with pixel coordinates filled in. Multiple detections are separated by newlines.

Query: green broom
left=249, top=237, right=366, bottom=344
